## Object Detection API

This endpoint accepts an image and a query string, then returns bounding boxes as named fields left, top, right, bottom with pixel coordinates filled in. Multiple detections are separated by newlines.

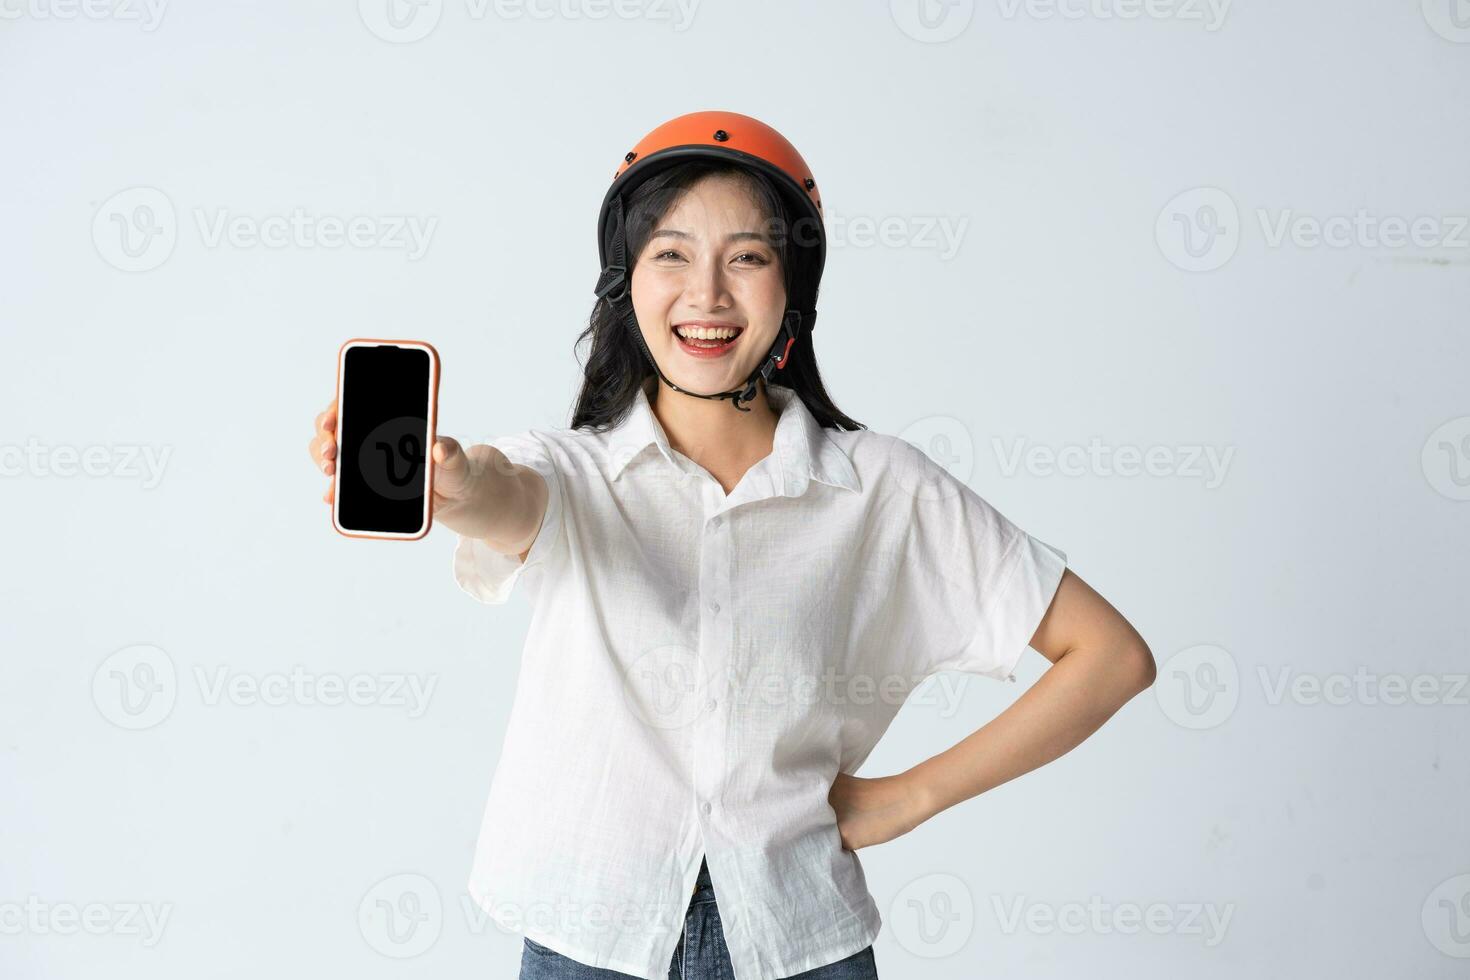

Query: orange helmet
left=592, top=110, right=827, bottom=412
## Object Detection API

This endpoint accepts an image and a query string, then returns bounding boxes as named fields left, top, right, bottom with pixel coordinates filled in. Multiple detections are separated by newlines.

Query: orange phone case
left=331, top=337, right=441, bottom=541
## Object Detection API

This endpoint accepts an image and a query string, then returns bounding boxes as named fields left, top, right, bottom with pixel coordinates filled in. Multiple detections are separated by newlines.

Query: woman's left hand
left=827, top=772, right=930, bottom=851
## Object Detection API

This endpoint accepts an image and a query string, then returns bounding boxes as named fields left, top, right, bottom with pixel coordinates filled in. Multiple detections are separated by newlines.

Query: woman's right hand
left=307, top=399, right=541, bottom=551
left=308, top=399, right=339, bottom=504
left=433, top=438, right=548, bottom=559
left=425, top=436, right=526, bottom=541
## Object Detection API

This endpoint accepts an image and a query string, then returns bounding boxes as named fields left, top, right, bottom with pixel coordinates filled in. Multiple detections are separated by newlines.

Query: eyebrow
left=649, top=228, right=771, bottom=244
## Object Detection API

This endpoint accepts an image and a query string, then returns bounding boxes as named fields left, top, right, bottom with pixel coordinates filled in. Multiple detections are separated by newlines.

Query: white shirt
left=452, top=380, right=1067, bottom=980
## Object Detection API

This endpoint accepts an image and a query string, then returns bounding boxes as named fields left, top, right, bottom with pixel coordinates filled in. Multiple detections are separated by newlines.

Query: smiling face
left=629, top=172, right=788, bottom=395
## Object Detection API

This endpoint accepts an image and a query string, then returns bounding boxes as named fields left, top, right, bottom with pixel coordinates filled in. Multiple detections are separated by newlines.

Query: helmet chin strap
left=624, top=302, right=801, bottom=413
left=594, top=193, right=806, bottom=413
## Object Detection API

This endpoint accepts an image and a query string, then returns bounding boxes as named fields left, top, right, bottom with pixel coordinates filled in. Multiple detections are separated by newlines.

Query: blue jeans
left=518, top=857, right=879, bottom=979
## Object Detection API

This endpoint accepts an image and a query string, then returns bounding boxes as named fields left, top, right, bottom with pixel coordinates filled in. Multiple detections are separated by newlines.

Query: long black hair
left=570, top=159, right=865, bottom=434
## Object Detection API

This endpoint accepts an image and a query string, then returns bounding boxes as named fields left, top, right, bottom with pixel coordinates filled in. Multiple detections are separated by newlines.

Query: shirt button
left=701, top=801, right=712, bottom=815
left=705, top=698, right=717, bottom=711
left=709, top=516, right=722, bottom=530
left=708, top=600, right=720, bottom=615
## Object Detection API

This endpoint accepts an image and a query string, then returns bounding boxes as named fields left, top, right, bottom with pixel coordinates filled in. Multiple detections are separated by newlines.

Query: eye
left=650, top=248, right=769, bottom=265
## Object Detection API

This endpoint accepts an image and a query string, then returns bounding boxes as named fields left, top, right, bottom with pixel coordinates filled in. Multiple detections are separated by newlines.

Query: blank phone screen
left=338, top=344, right=432, bottom=534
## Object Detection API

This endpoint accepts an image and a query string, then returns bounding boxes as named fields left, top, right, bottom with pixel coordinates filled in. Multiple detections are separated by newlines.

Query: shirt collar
left=606, top=380, right=861, bottom=497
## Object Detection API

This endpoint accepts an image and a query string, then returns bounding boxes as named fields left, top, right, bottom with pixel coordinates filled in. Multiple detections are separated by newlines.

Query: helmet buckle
left=594, top=262, right=628, bottom=303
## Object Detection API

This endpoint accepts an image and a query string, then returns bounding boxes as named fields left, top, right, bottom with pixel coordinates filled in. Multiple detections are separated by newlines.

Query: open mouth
left=671, top=323, right=744, bottom=358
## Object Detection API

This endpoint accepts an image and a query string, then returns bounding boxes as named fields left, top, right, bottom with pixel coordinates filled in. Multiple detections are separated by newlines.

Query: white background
left=2, top=1, right=1468, bottom=977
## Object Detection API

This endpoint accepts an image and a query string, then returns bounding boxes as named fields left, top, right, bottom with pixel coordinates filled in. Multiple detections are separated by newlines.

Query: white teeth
left=674, top=325, right=741, bottom=341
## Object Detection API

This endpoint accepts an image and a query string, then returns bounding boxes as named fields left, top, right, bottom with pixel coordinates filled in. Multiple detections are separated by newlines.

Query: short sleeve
left=451, top=431, right=565, bottom=605
left=900, top=451, right=1067, bottom=682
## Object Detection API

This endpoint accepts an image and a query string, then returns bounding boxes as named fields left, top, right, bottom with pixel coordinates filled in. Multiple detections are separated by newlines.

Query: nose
left=682, top=252, right=733, bottom=313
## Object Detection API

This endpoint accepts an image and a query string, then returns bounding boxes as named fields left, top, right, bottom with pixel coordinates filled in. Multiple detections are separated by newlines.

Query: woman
left=308, top=110, right=1156, bottom=980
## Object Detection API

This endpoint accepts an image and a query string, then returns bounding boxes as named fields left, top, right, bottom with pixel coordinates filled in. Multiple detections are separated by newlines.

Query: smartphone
left=331, top=338, right=440, bottom=540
